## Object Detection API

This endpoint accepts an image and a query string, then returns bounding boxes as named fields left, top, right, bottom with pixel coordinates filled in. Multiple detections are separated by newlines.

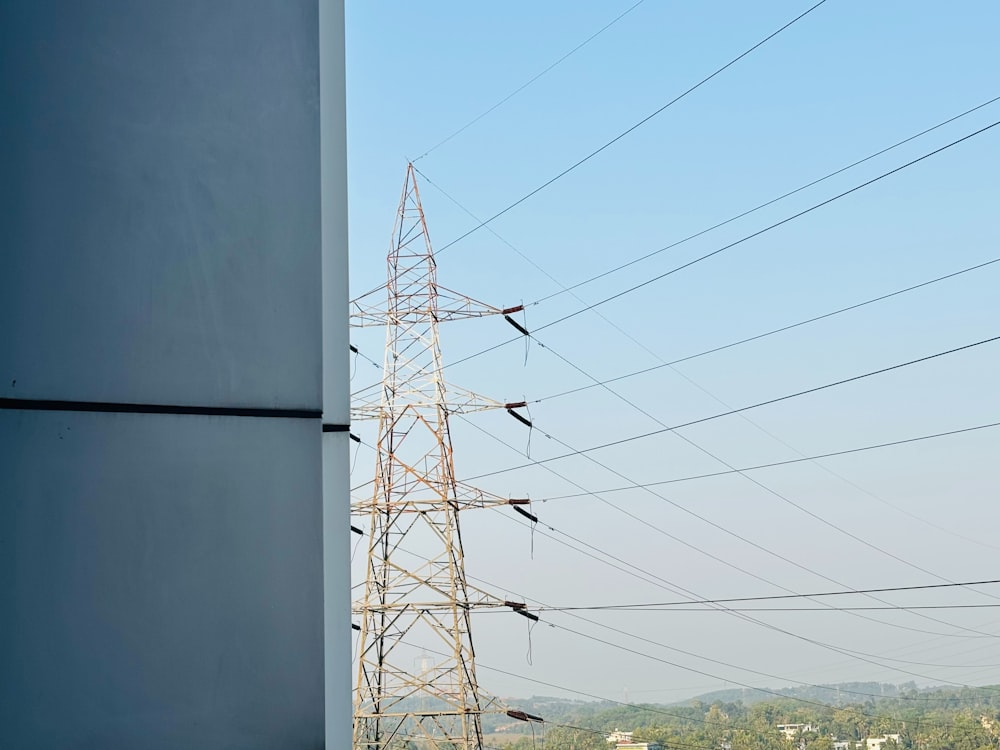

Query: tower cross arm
left=350, top=285, right=522, bottom=327
left=349, top=480, right=526, bottom=514
left=350, top=381, right=523, bottom=420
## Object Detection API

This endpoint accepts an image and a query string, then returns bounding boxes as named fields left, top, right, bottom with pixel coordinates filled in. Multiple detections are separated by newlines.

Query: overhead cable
left=414, top=1, right=649, bottom=160
left=540, top=418, right=1000, bottom=500
left=532, top=120, right=1000, bottom=333
left=464, top=332, right=1000, bottom=480
left=528, top=333, right=1000, bottom=619
left=434, top=0, right=831, bottom=254
left=534, top=255, right=1000, bottom=403
left=531, top=95, right=1000, bottom=305
left=522, top=578, right=1000, bottom=611
left=465, top=418, right=993, bottom=640
left=446, top=118, right=1000, bottom=370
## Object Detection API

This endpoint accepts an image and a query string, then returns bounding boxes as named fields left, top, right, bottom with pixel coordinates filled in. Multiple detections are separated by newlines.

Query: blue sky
left=345, top=1, right=1000, bottom=703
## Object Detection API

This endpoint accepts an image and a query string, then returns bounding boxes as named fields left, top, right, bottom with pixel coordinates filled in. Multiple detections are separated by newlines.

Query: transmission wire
left=433, top=0, right=832, bottom=255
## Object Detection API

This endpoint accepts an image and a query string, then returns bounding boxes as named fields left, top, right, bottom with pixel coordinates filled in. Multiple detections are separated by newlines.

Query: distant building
left=606, top=729, right=663, bottom=750
left=866, top=735, right=901, bottom=750
left=778, top=724, right=816, bottom=739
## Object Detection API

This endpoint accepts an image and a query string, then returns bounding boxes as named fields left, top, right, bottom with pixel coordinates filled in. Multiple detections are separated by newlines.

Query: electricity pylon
left=351, top=164, right=530, bottom=750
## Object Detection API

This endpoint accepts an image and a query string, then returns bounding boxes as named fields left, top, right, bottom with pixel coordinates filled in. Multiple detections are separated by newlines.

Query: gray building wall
left=0, top=2, right=348, bottom=747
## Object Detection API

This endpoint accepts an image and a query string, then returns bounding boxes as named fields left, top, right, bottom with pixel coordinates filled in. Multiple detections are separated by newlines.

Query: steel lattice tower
left=350, top=164, right=529, bottom=750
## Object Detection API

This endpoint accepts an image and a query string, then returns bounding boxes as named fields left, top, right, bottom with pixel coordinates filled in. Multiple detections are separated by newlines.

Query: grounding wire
left=414, top=0, right=649, bottom=161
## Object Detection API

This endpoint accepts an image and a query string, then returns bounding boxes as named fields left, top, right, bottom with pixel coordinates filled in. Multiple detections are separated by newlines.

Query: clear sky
left=345, top=1, right=1000, bottom=705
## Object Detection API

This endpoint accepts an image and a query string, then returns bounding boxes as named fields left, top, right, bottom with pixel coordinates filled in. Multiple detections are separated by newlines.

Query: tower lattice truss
left=351, top=164, right=534, bottom=750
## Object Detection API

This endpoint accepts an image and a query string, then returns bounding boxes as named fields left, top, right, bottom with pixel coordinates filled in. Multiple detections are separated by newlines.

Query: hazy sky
left=344, top=1, right=1000, bottom=705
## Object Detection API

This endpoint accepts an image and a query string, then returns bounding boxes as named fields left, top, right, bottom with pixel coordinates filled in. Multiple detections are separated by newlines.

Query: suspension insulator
left=512, top=505, right=539, bottom=523
left=504, top=314, right=529, bottom=336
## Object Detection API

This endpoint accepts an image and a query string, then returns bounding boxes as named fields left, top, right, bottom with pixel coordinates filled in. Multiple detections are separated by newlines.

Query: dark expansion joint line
left=0, top=397, right=323, bottom=420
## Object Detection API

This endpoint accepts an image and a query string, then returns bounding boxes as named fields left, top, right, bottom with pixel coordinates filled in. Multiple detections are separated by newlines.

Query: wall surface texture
left=0, top=2, right=348, bottom=747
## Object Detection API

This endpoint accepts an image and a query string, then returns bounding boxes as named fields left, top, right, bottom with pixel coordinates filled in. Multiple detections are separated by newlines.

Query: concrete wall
left=0, top=2, right=347, bottom=747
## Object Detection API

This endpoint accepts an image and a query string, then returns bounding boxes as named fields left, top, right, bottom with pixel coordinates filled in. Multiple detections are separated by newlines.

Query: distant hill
left=484, top=684, right=1000, bottom=745
left=674, top=681, right=922, bottom=707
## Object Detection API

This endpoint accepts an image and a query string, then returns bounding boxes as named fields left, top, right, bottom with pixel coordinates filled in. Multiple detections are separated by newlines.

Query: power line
left=350, top=135, right=1000, bottom=740
left=350, top=329, right=1000, bottom=495
left=463, top=332, right=1000, bottom=480
left=350, top=412, right=1000, bottom=716
left=538, top=417, right=1000, bottom=504
left=461, top=533, right=1000, bottom=676
left=381, top=535, right=988, bottom=684
left=410, top=128, right=1000, bottom=563
left=535, top=617, right=1000, bottom=707
left=533, top=255, right=1000, bottom=404
left=405, top=572, right=997, bottom=726
left=380, top=528, right=968, bottom=700
left=456, top=315, right=1000, bottom=637
left=351, top=257, right=1000, bottom=512
left=462, top=419, right=996, bottom=641
left=523, top=333, right=1000, bottom=620
left=502, top=406, right=1000, bottom=640
left=414, top=0, right=649, bottom=160
left=433, top=0, right=831, bottom=255
left=531, top=95, right=1000, bottom=306
left=466, top=530, right=1000, bottom=697
left=411, top=115, right=1000, bottom=571
left=520, top=579, right=1000, bottom=611
left=531, top=120, right=1000, bottom=334
left=445, top=117, right=1000, bottom=370
left=518, top=604, right=1000, bottom=613
left=362, top=469, right=1000, bottom=709
left=354, top=316, right=1000, bottom=563
left=351, top=218, right=1000, bottom=708
left=432, top=550, right=1000, bottom=710
left=351, top=417, right=1000, bottom=503
left=347, top=350, right=1000, bottom=642
left=462, top=408, right=995, bottom=669
left=409, top=97, right=1000, bottom=347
